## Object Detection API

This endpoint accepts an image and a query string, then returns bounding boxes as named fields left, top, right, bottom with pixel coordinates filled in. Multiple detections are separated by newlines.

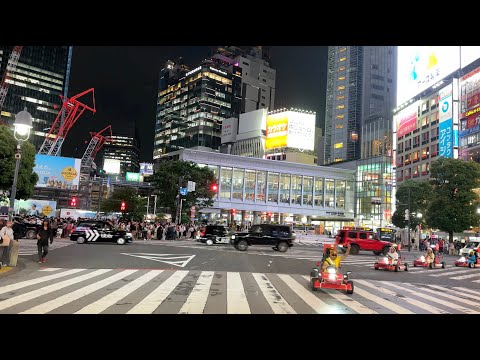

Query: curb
left=0, top=259, right=25, bottom=279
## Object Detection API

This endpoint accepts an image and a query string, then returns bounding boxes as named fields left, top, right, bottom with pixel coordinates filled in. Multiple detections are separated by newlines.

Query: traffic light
left=120, top=201, right=126, bottom=211
left=231, top=208, right=236, bottom=216
left=267, top=212, right=272, bottom=217
left=210, top=184, right=218, bottom=192
left=69, top=196, right=77, bottom=207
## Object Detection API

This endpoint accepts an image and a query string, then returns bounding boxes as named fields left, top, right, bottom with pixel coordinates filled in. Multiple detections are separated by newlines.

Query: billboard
left=104, top=158, right=121, bottom=174
left=265, top=111, right=315, bottom=151
left=461, top=47, right=480, bottom=68
left=238, top=108, right=267, bottom=134
left=220, top=117, right=238, bottom=144
left=34, top=154, right=81, bottom=190
left=395, top=103, right=417, bottom=138
left=460, top=66, right=480, bottom=117
left=14, top=199, right=56, bottom=217
left=439, top=85, right=453, bottom=158
left=126, top=172, right=142, bottom=182
left=139, top=162, right=153, bottom=175
left=397, top=46, right=460, bottom=105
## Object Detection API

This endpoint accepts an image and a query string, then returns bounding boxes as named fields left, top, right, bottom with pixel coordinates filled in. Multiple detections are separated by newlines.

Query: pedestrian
left=36, top=219, right=52, bottom=263
left=0, top=221, right=15, bottom=267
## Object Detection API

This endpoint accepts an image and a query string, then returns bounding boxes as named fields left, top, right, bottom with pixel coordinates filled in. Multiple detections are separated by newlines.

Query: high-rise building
left=153, top=58, right=242, bottom=160
left=0, top=46, right=72, bottom=151
left=101, top=135, right=140, bottom=177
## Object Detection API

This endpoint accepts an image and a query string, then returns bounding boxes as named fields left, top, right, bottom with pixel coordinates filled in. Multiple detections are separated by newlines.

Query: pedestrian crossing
left=18, top=239, right=74, bottom=256
left=2, top=267, right=480, bottom=314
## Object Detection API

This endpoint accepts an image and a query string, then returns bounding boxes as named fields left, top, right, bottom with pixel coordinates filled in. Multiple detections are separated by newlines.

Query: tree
left=392, top=180, right=432, bottom=230
left=101, top=187, right=146, bottom=221
left=426, top=157, right=480, bottom=244
left=153, top=160, right=217, bottom=220
left=0, top=124, right=38, bottom=200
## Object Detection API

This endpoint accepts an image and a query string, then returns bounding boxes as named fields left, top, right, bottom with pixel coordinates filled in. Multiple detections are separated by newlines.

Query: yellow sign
left=265, top=114, right=288, bottom=149
left=61, top=166, right=77, bottom=181
left=42, top=205, right=53, bottom=216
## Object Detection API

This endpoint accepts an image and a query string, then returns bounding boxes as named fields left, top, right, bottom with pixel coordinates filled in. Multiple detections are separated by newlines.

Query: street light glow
left=14, top=124, right=30, bottom=136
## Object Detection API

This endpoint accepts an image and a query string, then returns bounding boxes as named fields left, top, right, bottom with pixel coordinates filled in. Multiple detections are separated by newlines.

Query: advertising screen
left=103, top=158, right=121, bottom=174
left=394, top=103, right=417, bottom=138
left=14, top=199, right=57, bottom=217
left=461, top=47, right=480, bottom=68
left=220, top=117, right=238, bottom=144
left=126, top=172, right=142, bottom=182
left=265, top=113, right=288, bottom=149
left=439, top=85, right=453, bottom=158
left=286, top=111, right=315, bottom=151
left=397, top=46, right=460, bottom=105
left=460, top=67, right=480, bottom=116
left=33, top=154, right=81, bottom=190
left=139, top=163, right=153, bottom=175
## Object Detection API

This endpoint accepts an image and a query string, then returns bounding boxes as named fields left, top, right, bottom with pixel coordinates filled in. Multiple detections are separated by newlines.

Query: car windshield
left=465, top=242, right=480, bottom=249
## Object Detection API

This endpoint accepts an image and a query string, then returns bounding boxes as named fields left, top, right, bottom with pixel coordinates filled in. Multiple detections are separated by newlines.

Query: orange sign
left=265, top=114, right=288, bottom=149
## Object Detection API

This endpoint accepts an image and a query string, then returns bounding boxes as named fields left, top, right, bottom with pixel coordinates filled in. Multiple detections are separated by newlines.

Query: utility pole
left=175, top=176, right=183, bottom=224
left=407, top=187, right=411, bottom=251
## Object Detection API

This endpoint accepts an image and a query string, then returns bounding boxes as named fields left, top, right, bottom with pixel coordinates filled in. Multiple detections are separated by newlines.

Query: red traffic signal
left=211, top=184, right=218, bottom=192
left=69, top=196, right=77, bottom=207
left=120, top=201, right=126, bottom=211
left=231, top=208, right=236, bottom=215
left=267, top=212, right=272, bottom=217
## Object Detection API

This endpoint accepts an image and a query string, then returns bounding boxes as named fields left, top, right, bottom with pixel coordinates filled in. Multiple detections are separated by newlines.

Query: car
left=12, top=216, right=42, bottom=239
left=70, top=220, right=133, bottom=245
left=197, top=225, right=235, bottom=245
left=459, top=240, right=480, bottom=257
left=335, top=228, right=391, bottom=255
left=232, top=224, right=295, bottom=252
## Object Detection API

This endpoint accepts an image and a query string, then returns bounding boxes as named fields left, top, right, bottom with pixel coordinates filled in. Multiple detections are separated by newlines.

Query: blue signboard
left=439, top=119, right=453, bottom=158
left=180, top=188, right=188, bottom=196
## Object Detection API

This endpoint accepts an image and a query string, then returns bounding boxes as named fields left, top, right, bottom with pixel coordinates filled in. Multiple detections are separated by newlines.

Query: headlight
left=327, top=267, right=336, bottom=274
left=231, top=235, right=236, bottom=239
left=126, top=232, right=132, bottom=237
left=196, top=235, right=200, bottom=239
left=383, top=257, right=388, bottom=262
left=459, top=257, right=466, bottom=262
left=419, top=256, right=425, bottom=262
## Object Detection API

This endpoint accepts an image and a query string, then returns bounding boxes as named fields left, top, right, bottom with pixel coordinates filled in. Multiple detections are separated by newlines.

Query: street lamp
left=9, top=107, right=33, bottom=219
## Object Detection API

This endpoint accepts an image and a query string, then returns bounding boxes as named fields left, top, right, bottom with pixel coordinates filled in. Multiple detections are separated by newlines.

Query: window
left=232, top=168, right=244, bottom=200
left=338, top=76, right=346, bottom=81
left=339, top=47, right=346, bottom=53
left=335, top=124, right=344, bottom=129
left=256, top=171, right=266, bottom=202
left=280, top=174, right=290, bottom=204
left=220, top=167, right=232, bottom=199
left=336, top=104, right=345, bottom=109
left=336, top=95, right=345, bottom=100
left=336, top=114, right=344, bottom=119
left=334, top=142, right=344, bottom=149
left=338, top=66, right=346, bottom=71
left=325, top=179, right=335, bottom=207
left=292, top=175, right=302, bottom=205
left=314, top=177, right=323, bottom=206
left=335, top=180, right=345, bottom=209
left=303, top=176, right=313, bottom=206
left=359, top=232, right=367, bottom=240
left=337, top=85, right=345, bottom=90
left=267, top=172, right=279, bottom=203
left=339, top=57, right=346, bottom=62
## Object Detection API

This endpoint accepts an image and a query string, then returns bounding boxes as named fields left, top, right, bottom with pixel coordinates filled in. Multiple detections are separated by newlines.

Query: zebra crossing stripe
left=227, top=272, right=250, bottom=314
left=450, top=273, right=480, bottom=280
left=300, top=275, right=378, bottom=314
left=409, top=285, right=480, bottom=308
left=380, top=281, right=480, bottom=314
left=22, top=269, right=140, bottom=314
left=179, top=271, right=215, bottom=314
left=277, top=274, right=332, bottom=314
left=429, top=269, right=472, bottom=277
left=351, top=285, right=415, bottom=314
left=355, top=280, right=448, bottom=314
left=0, top=268, right=86, bottom=296
left=252, top=273, right=296, bottom=314
left=75, top=270, right=159, bottom=314
left=452, top=286, right=480, bottom=296
left=127, top=270, right=189, bottom=314
left=426, top=285, right=480, bottom=302
left=0, top=269, right=111, bottom=311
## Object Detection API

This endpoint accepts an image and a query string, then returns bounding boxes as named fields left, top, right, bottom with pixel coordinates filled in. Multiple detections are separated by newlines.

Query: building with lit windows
left=101, top=135, right=140, bottom=177
left=153, top=58, right=241, bottom=160
left=163, top=148, right=355, bottom=233
left=0, top=46, right=72, bottom=151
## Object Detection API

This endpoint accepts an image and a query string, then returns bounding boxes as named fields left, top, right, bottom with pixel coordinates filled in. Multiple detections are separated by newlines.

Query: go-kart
left=310, top=263, right=354, bottom=294
left=413, top=252, right=446, bottom=269
left=454, top=256, right=480, bottom=268
left=374, top=255, right=408, bottom=271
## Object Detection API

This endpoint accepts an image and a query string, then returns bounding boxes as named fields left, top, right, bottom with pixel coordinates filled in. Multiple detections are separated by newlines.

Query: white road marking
left=252, top=273, right=296, bottom=314
left=352, top=286, right=414, bottom=314
left=178, top=271, right=214, bottom=314
left=429, top=269, right=473, bottom=277
left=226, top=272, right=250, bottom=314
left=427, top=284, right=480, bottom=302
left=450, top=273, right=480, bottom=280
left=127, top=270, right=189, bottom=314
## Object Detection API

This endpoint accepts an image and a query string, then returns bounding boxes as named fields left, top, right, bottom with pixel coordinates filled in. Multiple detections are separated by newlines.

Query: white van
left=459, top=239, right=480, bottom=257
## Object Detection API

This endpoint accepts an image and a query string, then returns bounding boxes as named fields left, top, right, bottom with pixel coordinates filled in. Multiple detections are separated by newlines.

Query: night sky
left=62, top=46, right=328, bottom=162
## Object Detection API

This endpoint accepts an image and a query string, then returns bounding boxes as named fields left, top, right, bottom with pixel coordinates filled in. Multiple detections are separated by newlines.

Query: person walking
left=36, top=219, right=52, bottom=263
left=0, top=221, right=15, bottom=267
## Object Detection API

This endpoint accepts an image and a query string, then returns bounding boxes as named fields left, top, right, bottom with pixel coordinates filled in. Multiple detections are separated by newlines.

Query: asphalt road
left=1, top=238, right=479, bottom=314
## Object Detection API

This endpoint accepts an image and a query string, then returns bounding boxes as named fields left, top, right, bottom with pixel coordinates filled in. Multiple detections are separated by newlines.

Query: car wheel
left=469, top=262, right=474, bottom=268
left=404, top=263, right=409, bottom=271
left=277, top=241, right=289, bottom=253
left=117, top=237, right=126, bottom=245
left=350, top=245, right=359, bottom=255
left=442, top=262, right=446, bottom=269
left=206, top=239, right=214, bottom=246
left=236, top=240, right=248, bottom=251
left=395, top=264, right=399, bottom=272
left=311, top=279, right=317, bottom=291
left=346, top=281, right=354, bottom=294
left=76, top=236, right=86, bottom=244
left=382, top=247, right=389, bottom=255
left=374, top=263, right=379, bottom=270
left=26, top=229, right=36, bottom=240
left=373, top=251, right=381, bottom=256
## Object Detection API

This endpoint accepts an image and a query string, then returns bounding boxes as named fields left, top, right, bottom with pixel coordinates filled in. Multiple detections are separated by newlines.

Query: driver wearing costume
left=322, top=243, right=351, bottom=272
left=467, top=250, right=477, bottom=267
left=387, top=245, right=399, bottom=265
left=425, top=247, right=435, bottom=266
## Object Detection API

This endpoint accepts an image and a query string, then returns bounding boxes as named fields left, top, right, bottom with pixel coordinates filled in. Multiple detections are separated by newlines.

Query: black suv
left=70, top=220, right=133, bottom=245
left=12, top=216, right=42, bottom=239
left=232, top=224, right=295, bottom=252
left=197, top=225, right=235, bottom=245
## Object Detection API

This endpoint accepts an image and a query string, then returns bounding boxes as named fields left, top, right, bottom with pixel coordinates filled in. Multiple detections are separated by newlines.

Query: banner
left=34, top=155, right=81, bottom=190
left=14, top=199, right=57, bottom=217
left=395, top=106, right=417, bottom=138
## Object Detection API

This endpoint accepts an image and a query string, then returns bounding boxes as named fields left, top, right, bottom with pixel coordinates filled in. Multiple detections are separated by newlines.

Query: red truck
left=335, top=228, right=392, bottom=255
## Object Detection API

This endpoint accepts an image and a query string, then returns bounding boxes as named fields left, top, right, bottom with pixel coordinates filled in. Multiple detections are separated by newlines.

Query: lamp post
left=9, top=107, right=33, bottom=220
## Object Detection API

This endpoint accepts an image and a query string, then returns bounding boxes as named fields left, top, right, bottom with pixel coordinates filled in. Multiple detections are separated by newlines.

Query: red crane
left=38, top=88, right=96, bottom=156
left=0, top=46, right=23, bottom=112
left=80, top=125, right=112, bottom=180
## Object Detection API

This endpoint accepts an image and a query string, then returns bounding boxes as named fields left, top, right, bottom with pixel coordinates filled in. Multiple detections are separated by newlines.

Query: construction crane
left=38, top=88, right=96, bottom=156
left=0, top=46, right=23, bottom=112
left=80, top=125, right=112, bottom=181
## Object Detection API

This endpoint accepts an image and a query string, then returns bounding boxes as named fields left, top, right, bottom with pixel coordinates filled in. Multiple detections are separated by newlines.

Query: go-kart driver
left=467, top=250, right=477, bottom=267
left=425, top=247, right=435, bottom=266
left=322, top=243, right=351, bottom=272
left=387, top=245, right=399, bottom=265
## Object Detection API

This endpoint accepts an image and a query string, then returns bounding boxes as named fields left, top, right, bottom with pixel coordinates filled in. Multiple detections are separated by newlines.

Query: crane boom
left=0, top=46, right=23, bottom=112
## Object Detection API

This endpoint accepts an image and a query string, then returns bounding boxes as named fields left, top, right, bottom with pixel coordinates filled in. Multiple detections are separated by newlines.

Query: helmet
left=330, top=249, right=338, bottom=256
